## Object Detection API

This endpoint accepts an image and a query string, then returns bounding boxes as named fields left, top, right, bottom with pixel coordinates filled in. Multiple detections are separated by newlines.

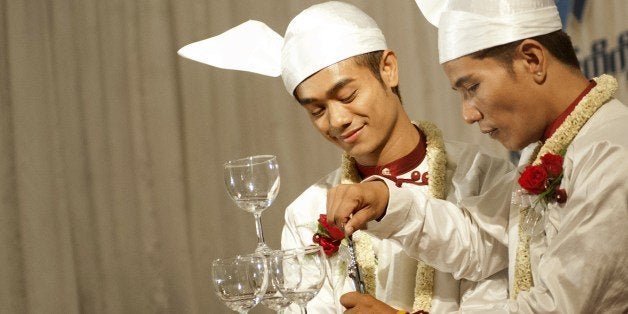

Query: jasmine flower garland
left=513, top=75, right=618, bottom=298
left=340, top=120, right=447, bottom=313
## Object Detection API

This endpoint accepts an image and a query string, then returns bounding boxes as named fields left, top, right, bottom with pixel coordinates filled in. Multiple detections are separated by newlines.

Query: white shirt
left=368, top=99, right=628, bottom=313
left=281, top=140, right=514, bottom=313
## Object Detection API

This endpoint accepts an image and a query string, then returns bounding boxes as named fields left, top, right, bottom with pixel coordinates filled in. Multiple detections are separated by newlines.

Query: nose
left=328, top=102, right=351, bottom=130
left=462, top=100, right=482, bottom=124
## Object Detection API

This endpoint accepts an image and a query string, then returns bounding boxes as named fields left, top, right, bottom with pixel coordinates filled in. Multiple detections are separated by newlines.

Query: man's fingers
left=327, top=181, right=390, bottom=235
left=340, top=291, right=361, bottom=308
left=343, top=209, right=372, bottom=235
left=326, top=185, right=353, bottom=229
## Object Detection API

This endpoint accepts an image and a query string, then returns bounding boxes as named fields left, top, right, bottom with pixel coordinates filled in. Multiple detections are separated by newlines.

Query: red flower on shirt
left=317, top=214, right=345, bottom=240
left=312, top=214, right=345, bottom=257
left=540, top=153, right=563, bottom=177
left=518, top=165, right=548, bottom=194
left=313, top=233, right=340, bottom=256
left=518, top=153, right=567, bottom=204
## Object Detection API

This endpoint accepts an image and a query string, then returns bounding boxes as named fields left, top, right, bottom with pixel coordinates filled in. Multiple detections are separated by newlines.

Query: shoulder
left=575, top=98, right=628, bottom=145
left=284, top=168, right=341, bottom=220
left=566, top=99, right=628, bottom=183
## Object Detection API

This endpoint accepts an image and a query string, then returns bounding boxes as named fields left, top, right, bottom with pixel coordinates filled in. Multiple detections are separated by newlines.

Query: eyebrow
left=297, top=78, right=355, bottom=105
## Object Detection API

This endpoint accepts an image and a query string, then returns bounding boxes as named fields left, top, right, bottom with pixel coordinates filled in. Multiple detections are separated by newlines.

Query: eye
left=467, top=83, right=479, bottom=94
left=340, top=91, right=357, bottom=104
left=309, top=107, right=325, bottom=118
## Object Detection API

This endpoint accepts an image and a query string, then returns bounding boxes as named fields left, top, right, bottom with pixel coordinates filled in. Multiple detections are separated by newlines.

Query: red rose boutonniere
left=312, top=214, right=345, bottom=257
left=518, top=153, right=567, bottom=204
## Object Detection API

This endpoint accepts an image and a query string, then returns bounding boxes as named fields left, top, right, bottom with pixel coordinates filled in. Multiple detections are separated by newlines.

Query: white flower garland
left=340, top=120, right=447, bottom=312
left=513, top=75, right=618, bottom=298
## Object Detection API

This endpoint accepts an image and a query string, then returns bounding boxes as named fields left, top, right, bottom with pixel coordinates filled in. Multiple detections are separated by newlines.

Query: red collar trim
left=542, top=80, right=597, bottom=142
left=356, top=128, right=427, bottom=178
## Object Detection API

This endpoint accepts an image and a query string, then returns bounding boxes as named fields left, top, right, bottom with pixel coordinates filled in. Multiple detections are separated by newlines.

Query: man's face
left=294, top=56, right=401, bottom=163
left=443, top=55, right=548, bottom=151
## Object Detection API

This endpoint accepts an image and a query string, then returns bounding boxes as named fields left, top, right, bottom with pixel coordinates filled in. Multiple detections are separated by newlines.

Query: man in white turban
left=330, top=0, right=628, bottom=313
left=178, top=1, right=515, bottom=313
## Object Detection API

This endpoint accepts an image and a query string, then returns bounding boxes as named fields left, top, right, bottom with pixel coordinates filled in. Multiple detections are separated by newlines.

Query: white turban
left=177, top=1, right=387, bottom=94
left=415, top=0, right=562, bottom=64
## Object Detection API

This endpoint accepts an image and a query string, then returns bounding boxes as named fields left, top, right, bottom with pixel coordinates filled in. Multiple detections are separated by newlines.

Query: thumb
left=340, top=291, right=361, bottom=308
left=343, top=209, right=372, bottom=235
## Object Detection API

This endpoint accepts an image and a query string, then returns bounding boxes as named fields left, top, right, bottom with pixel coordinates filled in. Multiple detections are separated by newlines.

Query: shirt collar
left=542, top=80, right=597, bottom=142
left=356, top=127, right=427, bottom=178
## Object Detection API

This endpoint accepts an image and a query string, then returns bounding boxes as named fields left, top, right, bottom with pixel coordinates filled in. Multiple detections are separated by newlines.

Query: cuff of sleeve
left=363, top=176, right=427, bottom=239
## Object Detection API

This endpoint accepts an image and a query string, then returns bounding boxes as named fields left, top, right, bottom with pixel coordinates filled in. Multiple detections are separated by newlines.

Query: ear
left=380, top=49, right=399, bottom=88
left=517, top=39, right=547, bottom=83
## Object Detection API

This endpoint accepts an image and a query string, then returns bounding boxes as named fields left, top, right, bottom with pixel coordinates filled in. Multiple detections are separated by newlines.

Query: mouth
left=339, top=126, right=364, bottom=143
left=481, top=128, right=498, bottom=138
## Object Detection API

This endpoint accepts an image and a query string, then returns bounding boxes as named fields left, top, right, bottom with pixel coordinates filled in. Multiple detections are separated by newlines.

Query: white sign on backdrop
left=561, top=0, right=628, bottom=102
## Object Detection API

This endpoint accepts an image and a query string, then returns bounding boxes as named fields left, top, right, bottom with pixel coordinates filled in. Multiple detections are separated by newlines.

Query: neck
left=354, top=114, right=420, bottom=166
left=542, top=69, right=590, bottom=127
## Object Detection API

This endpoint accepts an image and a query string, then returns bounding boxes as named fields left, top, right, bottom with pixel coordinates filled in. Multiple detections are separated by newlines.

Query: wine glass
left=270, top=246, right=327, bottom=314
left=260, top=275, right=293, bottom=313
left=224, top=155, right=280, bottom=253
left=325, top=246, right=349, bottom=313
left=211, top=254, right=269, bottom=314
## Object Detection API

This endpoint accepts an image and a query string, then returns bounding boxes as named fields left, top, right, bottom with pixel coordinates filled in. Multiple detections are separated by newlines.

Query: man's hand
left=326, top=180, right=389, bottom=235
left=340, top=291, right=398, bottom=313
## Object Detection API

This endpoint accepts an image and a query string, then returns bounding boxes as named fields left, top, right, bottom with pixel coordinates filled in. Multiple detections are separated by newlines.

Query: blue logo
left=556, top=0, right=587, bottom=27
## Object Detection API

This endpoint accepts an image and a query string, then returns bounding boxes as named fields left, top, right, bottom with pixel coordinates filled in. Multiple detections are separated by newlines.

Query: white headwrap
left=415, top=0, right=562, bottom=64
left=177, top=1, right=387, bottom=94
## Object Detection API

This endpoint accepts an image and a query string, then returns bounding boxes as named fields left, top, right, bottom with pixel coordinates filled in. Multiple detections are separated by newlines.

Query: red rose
left=312, top=233, right=340, bottom=256
left=318, top=214, right=345, bottom=240
left=540, top=153, right=563, bottom=178
left=518, top=165, right=548, bottom=194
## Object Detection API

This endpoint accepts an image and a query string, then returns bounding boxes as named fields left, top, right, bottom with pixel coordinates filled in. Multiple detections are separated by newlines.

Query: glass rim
left=212, top=253, right=266, bottom=265
left=270, top=245, right=323, bottom=257
left=223, top=154, right=277, bottom=167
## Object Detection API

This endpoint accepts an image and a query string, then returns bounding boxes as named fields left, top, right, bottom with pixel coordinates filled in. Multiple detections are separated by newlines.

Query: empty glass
left=270, top=246, right=327, bottom=314
left=223, top=155, right=280, bottom=253
left=211, top=254, right=269, bottom=313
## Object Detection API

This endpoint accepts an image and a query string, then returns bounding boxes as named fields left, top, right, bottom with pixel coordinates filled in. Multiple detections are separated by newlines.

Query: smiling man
left=275, top=2, right=517, bottom=313
left=330, top=0, right=628, bottom=313
left=178, top=1, right=515, bottom=313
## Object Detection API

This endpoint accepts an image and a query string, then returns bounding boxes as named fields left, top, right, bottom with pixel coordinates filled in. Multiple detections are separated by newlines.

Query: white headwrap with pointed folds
left=415, top=0, right=562, bottom=64
left=177, top=1, right=386, bottom=94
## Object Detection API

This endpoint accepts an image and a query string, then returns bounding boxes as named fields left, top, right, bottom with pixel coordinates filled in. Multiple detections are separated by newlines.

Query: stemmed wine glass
left=224, top=155, right=280, bottom=253
left=270, top=246, right=327, bottom=314
left=325, top=246, right=350, bottom=313
left=211, top=254, right=269, bottom=314
left=260, top=272, right=293, bottom=313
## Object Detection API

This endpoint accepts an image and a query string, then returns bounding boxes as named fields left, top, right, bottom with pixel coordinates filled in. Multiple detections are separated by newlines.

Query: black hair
left=470, top=30, right=581, bottom=72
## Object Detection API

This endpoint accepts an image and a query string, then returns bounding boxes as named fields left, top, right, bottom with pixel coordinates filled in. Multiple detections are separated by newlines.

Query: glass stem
left=253, top=213, right=268, bottom=252
left=299, top=305, right=307, bottom=314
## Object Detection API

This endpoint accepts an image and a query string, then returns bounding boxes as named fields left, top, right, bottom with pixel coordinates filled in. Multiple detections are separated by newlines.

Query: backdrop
left=1, top=0, right=626, bottom=313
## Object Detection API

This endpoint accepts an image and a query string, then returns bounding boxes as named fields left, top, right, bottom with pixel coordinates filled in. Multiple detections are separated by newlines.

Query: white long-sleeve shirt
left=367, top=99, right=628, bottom=313
left=281, top=140, right=514, bottom=313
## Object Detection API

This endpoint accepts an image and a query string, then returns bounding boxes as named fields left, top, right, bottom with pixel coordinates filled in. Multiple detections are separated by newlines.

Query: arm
left=366, top=172, right=513, bottom=281
left=328, top=148, right=515, bottom=281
